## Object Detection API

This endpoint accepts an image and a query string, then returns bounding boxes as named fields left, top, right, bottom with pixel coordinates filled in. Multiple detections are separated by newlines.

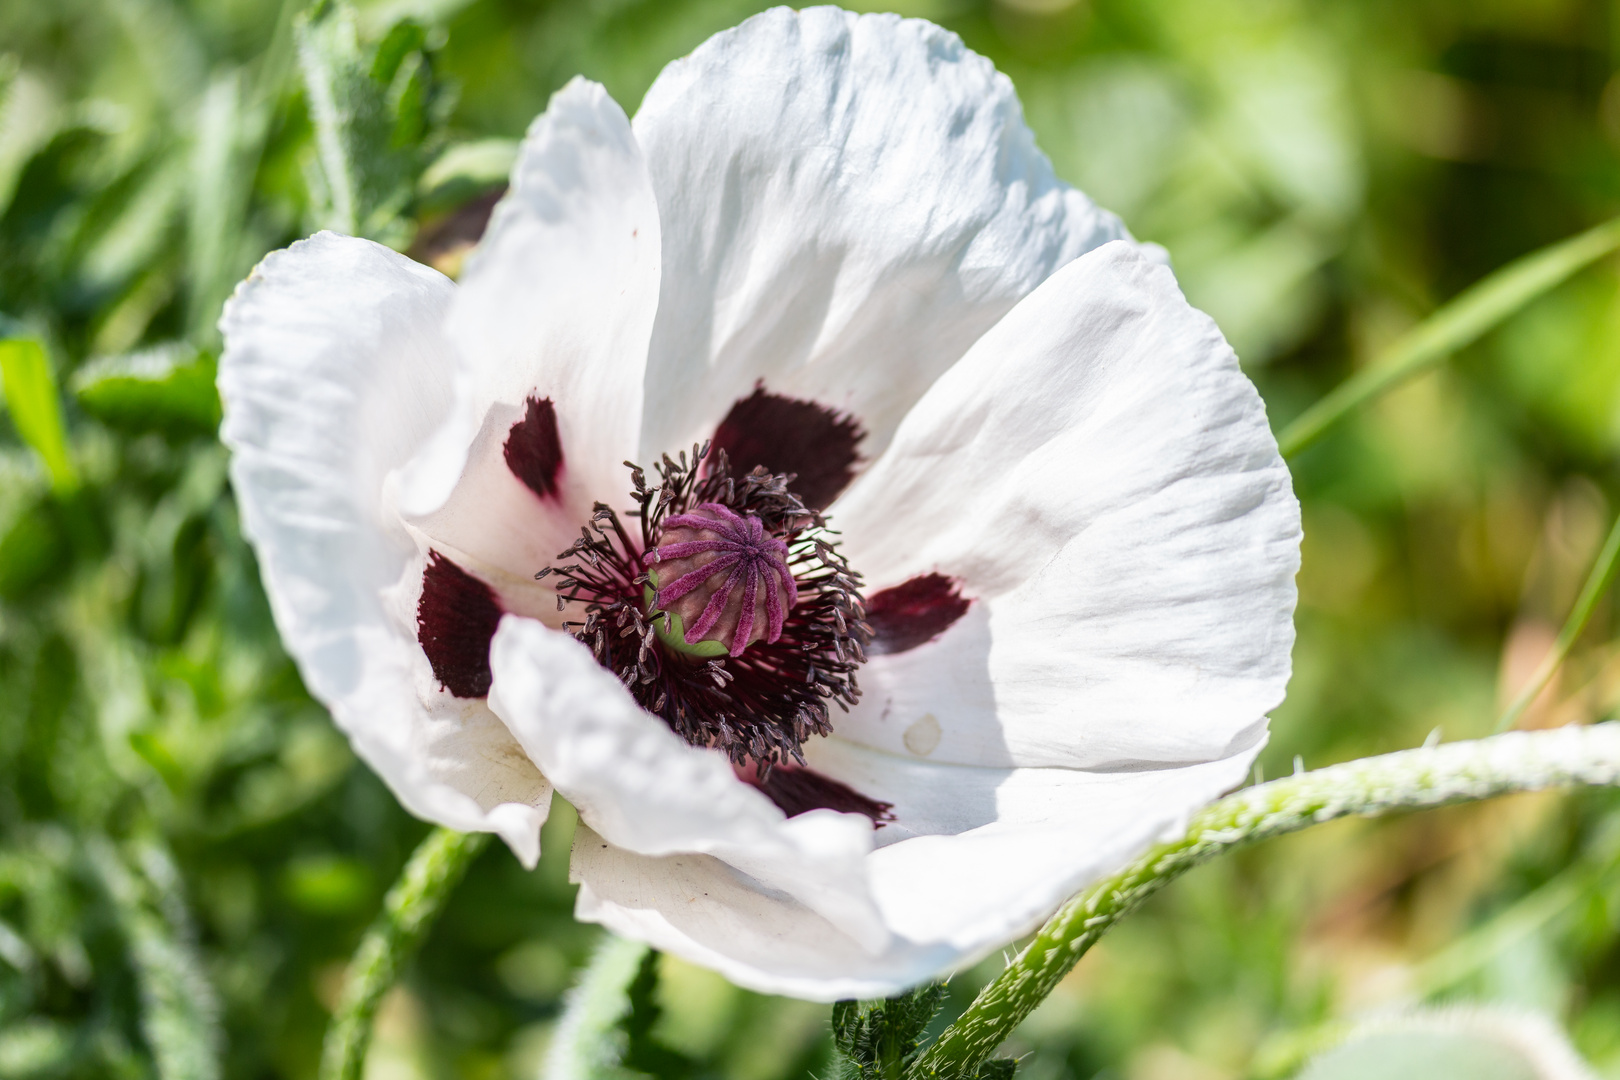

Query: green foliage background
left=5, top=0, right=1620, bottom=1077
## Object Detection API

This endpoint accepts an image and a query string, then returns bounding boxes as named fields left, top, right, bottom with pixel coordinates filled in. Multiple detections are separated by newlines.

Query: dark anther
left=535, top=443, right=872, bottom=772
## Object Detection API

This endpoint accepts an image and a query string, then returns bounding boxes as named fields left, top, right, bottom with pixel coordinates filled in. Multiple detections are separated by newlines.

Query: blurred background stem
left=318, top=827, right=489, bottom=1080
left=1496, top=509, right=1620, bottom=732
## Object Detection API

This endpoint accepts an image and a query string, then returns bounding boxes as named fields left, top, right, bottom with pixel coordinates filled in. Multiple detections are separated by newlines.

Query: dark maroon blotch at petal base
left=865, top=573, right=970, bottom=656
left=756, top=767, right=893, bottom=826
left=711, top=384, right=863, bottom=511
left=417, top=552, right=504, bottom=698
left=504, top=396, right=565, bottom=500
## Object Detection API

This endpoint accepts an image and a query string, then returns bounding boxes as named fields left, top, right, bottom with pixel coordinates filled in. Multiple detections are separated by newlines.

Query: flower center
left=646, top=503, right=797, bottom=658
left=536, top=445, right=870, bottom=771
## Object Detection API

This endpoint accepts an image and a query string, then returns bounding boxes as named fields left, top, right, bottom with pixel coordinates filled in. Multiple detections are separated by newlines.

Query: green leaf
left=369, top=20, right=427, bottom=84
left=1297, top=1009, right=1590, bottom=1080
left=127, top=731, right=186, bottom=794
left=0, top=61, right=60, bottom=219
left=417, top=138, right=517, bottom=215
left=0, top=495, right=70, bottom=599
left=72, top=344, right=221, bottom=435
left=0, top=336, right=78, bottom=493
left=296, top=2, right=443, bottom=242
left=620, top=948, right=697, bottom=1080
left=833, top=983, right=950, bottom=1080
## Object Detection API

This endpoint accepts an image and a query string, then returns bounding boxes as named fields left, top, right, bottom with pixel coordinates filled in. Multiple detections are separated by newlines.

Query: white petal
left=633, top=6, right=1134, bottom=469
left=569, top=739, right=1254, bottom=1001
left=571, top=825, right=955, bottom=1002
left=831, top=240, right=1300, bottom=769
left=802, top=737, right=1254, bottom=952
left=401, top=77, right=661, bottom=585
left=486, top=615, right=886, bottom=950
left=219, top=233, right=552, bottom=864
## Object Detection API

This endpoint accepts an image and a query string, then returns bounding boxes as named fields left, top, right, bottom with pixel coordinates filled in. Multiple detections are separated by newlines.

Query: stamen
left=536, top=444, right=872, bottom=772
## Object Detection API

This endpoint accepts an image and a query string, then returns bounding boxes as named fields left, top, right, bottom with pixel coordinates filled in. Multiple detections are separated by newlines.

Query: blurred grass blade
left=87, top=836, right=222, bottom=1080
left=189, top=70, right=259, bottom=341
left=0, top=336, right=79, bottom=493
left=541, top=934, right=649, bottom=1080
left=105, top=0, right=207, bottom=111
left=1495, top=509, right=1620, bottom=733
left=1409, top=858, right=1603, bottom=996
left=319, top=827, right=488, bottom=1080
left=906, top=723, right=1620, bottom=1080
left=249, top=0, right=308, bottom=108
left=1277, top=215, right=1620, bottom=458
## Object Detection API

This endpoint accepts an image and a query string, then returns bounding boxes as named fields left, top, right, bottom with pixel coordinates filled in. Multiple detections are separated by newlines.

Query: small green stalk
left=318, top=827, right=489, bottom=1080
left=1495, top=509, right=1620, bottom=732
left=908, top=722, right=1620, bottom=1080
left=1277, top=215, right=1620, bottom=459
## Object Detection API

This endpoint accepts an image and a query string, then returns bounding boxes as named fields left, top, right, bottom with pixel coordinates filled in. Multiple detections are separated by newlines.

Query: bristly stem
left=318, top=827, right=490, bottom=1080
left=1276, top=215, right=1620, bottom=459
left=906, top=723, right=1620, bottom=1080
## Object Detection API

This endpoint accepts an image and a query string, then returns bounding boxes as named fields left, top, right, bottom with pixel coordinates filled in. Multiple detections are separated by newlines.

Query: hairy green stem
left=1276, top=215, right=1620, bottom=458
left=540, top=934, right=651, bottom=1080
left=318, top=827, right=489, bottom=1080
left=907, top=722, right=1620, bottom=1080
left=1495, top=510, right=1620, bottom=732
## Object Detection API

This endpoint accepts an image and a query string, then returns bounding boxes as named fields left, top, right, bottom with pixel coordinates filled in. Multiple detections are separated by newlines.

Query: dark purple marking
left=757, top=767, right=893, bottom=826
left=865, top=573, right=971, bottom=656
left=504, top=396, right=565, bottom=500
left=417, top=552, right=503, bottom=698
left=711, top=384, right=863, bottom=511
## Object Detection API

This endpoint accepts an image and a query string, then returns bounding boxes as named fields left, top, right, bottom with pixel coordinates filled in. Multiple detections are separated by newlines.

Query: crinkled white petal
left=402, top=76, right=661, bottom=588
left=633, top=5, right=1135, bottom=468
left=218, top=233, right=551, bottom=864
left=569, top=736, right=1253, bottom=1001
left=831, top=240, right=1301, bottom=769
left=802, top=737, right=1254, bottom=953
left=486, top=616, right=887, bottom=950
left=571, top=825, right=957, bottom=1002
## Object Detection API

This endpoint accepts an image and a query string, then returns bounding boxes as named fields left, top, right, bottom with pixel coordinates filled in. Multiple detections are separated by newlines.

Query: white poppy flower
left=218, top=6, right=1300, bottom=1000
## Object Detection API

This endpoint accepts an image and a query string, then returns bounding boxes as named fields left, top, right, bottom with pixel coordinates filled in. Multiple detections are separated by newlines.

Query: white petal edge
left=219, top=233, right=552, bottom=864
left=633, top=5, right=1137, bottom=470
left=830, top=240, right=1301, bottom=769
left=802, top=736, right=1256, bottom=952
left=571, top=824, right=956, bottom=1002
left=400, top=77, right=661, bottom=591
left=486, top=615, right=887, bottom=950
left=568, top=737, right=1253, bottom=1000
